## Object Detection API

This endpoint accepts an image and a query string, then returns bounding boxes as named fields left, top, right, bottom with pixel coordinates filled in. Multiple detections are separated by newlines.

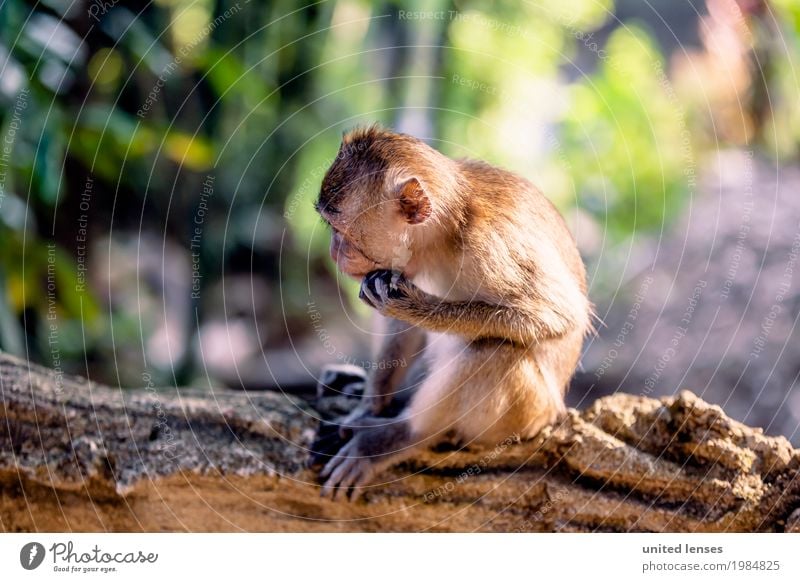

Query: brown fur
left=315, top=125, right=592, bottom=501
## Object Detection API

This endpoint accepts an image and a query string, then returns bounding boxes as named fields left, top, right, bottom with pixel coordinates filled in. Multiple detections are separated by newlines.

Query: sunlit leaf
left=165, top=132, right=214, bottom=170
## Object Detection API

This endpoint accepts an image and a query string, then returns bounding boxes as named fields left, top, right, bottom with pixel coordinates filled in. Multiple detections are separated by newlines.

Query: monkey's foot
left=319, top=438, right=380, bottom=502
left=306, top=420, right=348, bottom=469
left=319, top=421, right=412, bottom=502
left=316, top=363, right=366, bottom=399
left=307, top=365, right=370, bottom=469
left=306, top=413, right=387, bottom=469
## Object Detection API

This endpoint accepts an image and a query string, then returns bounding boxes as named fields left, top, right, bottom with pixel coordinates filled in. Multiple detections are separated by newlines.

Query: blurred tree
left=0, top=0, right=798, bottom=390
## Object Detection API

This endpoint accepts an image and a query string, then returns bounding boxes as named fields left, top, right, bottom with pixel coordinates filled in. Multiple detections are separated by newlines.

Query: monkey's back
left=449, top=158, right=591, bottom=399
left=455, top=158, right=588, bottom=299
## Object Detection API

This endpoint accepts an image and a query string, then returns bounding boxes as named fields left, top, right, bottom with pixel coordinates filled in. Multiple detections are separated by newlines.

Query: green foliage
left=562, top=26, right=689, bottom=239
left=0, top=0, right=798, bottom=384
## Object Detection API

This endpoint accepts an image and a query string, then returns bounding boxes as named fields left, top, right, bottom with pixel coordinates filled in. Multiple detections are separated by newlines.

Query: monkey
left=312, top=125, right=592, bottom=501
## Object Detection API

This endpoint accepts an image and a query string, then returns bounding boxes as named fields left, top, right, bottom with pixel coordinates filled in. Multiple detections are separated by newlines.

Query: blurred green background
left=1, top=0, right=799, bottom=426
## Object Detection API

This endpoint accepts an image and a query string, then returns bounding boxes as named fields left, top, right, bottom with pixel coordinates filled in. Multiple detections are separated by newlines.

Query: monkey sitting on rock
left=310, top=125, right=592, bottom=501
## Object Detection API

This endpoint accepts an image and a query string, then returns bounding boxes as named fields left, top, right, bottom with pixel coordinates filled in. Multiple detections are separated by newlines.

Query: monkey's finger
left=359, top=285, right=381, bottom=309
left=363, top=269, right=390, bottom=289
left=319, top=454, right=338, bottom=481
left=363, top=270, right=392, bottom=303
left=336, top=461, right=364, bottom=501
left=320, top=479, right=337, bottom=499
left=319, top=457, right=338, bottom=481
left=349, top=468, right=376, bottom=502
left=363, top=282, right=381, bottom=305
left=373, top=278, right=389, bottom=303
left=320, top=464, right=342, bottom=498
left=358, top=284, right=378, bottom=308
left=320, top=440, right=353, bottom=480
left=323, top=456, right=358, bottom=501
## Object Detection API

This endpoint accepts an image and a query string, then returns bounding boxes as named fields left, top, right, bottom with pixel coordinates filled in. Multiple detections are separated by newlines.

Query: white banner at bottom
left=1, top=533, right=798, bottom=581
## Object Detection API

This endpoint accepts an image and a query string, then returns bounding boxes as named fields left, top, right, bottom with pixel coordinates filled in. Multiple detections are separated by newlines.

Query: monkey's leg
left=320, top=336, right=479, bottom=501
left=412, top=339, right=567, bottom=446
left=311, top=355, right=428, bottom=455
left=316, top=338, right=568, bottom=483
left=307, top=365, right=366, bottom=469
left=339, top=318, right=425, bottom=432
left=319, top=415, right=417, bottom=501
left=308, top=322, right=425, bottom=469
left=395, top=335, right=562, bottom=448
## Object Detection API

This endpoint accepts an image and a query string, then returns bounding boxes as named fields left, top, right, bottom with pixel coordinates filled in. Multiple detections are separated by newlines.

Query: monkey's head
left=315, top=126, right=437, bottom=279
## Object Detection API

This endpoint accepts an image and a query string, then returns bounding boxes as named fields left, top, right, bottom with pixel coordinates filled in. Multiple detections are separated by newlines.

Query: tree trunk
left=1, top=353, right=798, bottom=532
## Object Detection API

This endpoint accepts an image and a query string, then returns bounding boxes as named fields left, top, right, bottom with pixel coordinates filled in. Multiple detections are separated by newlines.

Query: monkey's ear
left=397, top=178, right=432, bottom=224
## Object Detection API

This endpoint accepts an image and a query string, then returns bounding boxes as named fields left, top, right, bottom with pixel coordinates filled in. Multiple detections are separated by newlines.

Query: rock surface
left=1, top=353, right=798, bottom=532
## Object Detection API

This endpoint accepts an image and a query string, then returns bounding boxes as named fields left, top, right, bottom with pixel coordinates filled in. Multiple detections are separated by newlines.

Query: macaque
left=313, top=125, right=592, bottom=501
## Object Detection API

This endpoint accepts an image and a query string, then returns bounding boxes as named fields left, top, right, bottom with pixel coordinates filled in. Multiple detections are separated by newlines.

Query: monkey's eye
left=322, top=202, right=341, bottom=215
left=314, top=201, right=337, bottom=216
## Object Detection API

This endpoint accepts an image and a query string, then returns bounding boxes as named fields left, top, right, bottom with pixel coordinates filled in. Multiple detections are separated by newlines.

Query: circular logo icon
left=19, top=542, right=46, bottom=570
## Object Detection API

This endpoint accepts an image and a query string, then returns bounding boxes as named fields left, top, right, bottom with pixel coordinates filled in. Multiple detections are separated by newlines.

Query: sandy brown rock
left=0, top=353, right=798, bottom=532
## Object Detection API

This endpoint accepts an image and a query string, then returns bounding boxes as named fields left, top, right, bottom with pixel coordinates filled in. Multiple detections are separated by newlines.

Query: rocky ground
left=1, top=353, right=798, bottom=532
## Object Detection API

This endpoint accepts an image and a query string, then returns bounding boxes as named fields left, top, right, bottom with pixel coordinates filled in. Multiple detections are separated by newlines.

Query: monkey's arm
left=360, top=271, right=581, bottom=347
left=359, top=318, right=425, bottom=415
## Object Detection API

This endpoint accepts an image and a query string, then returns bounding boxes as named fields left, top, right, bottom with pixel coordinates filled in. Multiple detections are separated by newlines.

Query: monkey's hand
left=359, top=270, right=428, bottom=318
left=319, top=418, right=411, bottom=502
left=337, top=404, right=379, bottom=439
